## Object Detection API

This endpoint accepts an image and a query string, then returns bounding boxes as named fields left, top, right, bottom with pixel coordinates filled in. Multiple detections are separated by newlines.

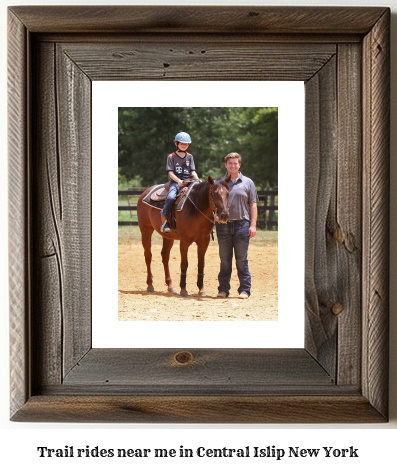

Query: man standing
left=215, top=152, right=258, bottom=299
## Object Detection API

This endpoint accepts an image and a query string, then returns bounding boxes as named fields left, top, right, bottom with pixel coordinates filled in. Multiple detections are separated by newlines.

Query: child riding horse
left=137, top=175, right=231, bottom=297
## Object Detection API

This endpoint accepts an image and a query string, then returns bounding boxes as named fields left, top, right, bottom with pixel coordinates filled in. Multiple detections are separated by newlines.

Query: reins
left=186, top=184, right=217, bottom=224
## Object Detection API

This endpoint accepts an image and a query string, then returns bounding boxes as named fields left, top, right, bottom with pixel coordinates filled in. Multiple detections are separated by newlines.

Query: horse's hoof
left=147, top=288, right=154, bottom=293
left=180, top=292, right=188, bottom=297
left=199, top=291, right=208, bottom=296
left=168, top=288, right=177, bottom=293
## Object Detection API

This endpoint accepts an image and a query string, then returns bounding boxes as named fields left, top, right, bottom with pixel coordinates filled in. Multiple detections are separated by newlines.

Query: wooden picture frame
left=8, top=6, right=390, bottom=423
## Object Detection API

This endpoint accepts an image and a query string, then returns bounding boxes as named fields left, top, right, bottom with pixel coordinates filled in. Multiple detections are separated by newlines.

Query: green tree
left=118, top=107, right=278, bottom=188
left=240, top=107, right=278, bottom=188
left=118, top=107, right=182, bottom=186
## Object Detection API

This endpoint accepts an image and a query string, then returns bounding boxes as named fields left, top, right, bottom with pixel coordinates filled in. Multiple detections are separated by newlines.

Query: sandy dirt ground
left=118, top=241, right=278, bottom=321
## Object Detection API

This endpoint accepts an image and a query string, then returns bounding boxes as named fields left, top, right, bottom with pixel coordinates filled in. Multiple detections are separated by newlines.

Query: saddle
left=142, top=179, right=199, bottom=212
left=150, top=182, right=170, bottom=201
left=150, top=178, right=199, bottom=201
left=142, top=179, right=214, bottom=240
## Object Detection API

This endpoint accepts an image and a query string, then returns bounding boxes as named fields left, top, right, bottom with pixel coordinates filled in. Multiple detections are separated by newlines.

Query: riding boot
left=160, top=220, right=171, bottom=233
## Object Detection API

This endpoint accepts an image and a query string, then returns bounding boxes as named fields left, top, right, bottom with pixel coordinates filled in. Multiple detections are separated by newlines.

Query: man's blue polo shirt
left=223, top=172, right=259, bottom=221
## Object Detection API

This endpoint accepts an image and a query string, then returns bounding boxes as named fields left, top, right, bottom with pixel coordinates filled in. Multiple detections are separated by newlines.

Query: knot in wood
left=333, top=225, right=344, bottom=244
left=331, top=302, right=344, bottom=316
left=174, top=351, right=193, bottom=365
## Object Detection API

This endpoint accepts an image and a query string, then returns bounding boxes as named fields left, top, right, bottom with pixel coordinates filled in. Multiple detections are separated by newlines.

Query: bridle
left=208, top=185, right=218, bottom=213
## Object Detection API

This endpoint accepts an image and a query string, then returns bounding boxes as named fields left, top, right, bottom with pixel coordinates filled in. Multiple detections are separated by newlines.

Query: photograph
left=92, top=81, right=304, bottom=349
left=117, top=107, right=278, bottom=321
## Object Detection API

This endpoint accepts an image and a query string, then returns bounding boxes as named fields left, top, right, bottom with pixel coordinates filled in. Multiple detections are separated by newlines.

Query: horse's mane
left=183, top=178, right=228, bottom=219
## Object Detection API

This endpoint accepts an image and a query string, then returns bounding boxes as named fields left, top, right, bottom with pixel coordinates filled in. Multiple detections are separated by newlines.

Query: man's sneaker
left=217, top=291, right=228, bottom=298
left=160, top=220, right=171, bottom=233
left=238, top=291, right=249, bottom=299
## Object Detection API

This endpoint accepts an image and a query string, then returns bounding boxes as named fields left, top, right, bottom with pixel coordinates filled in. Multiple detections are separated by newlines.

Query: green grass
left=118, top=197, right=138, bottom=223
left=118, top=212, right=138, bottom=223
left=119, top=225, right=278, bottom=247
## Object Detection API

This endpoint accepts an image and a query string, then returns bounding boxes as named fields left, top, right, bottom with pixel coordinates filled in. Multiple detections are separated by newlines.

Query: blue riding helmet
left=174, top=132, right=191, bottom=144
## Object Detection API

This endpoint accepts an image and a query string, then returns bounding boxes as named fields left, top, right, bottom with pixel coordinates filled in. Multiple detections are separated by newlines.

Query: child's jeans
left=160, top=182, right=179, bottom=219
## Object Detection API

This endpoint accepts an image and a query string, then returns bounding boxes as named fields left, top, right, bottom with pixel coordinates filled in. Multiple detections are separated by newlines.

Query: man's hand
left=249, top=225, right=256, bottom=238
left=214, top=214, right=220, bottom=223
left=249, top=203, right=257, bottom=238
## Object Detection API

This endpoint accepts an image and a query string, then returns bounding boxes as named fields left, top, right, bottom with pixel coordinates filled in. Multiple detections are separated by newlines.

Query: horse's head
left=208, top=175, right=231, bottom=224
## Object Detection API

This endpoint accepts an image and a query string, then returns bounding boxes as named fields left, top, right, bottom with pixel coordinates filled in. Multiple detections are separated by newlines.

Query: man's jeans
left=216, top=220, right=251, bottom=296
left=160, top=182, right=179, bottom=219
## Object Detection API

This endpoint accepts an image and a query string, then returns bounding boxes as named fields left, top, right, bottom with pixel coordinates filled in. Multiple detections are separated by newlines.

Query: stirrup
left=160, top=220, right=170, bottom=233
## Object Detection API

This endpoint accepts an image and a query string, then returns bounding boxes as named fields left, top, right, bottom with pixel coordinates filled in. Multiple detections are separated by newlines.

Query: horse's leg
left=161, top=237, right=177, bottom=293
left=140, top=226, right=155, bottom=292
left=179, top=239, right=190, bottom=297
left=197, top=235, right=211, bottom=296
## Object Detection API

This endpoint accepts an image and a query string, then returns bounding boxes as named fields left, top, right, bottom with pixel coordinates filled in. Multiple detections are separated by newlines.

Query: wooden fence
left=118, top=187, right=278, bottom=229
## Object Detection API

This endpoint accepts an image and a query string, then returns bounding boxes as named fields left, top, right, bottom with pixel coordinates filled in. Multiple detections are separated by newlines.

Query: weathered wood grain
left=62, top=349, right=333, bottom=390
left=12, top=396, right=385, bottom=424
left=362, top=9, right=390, bottom=419
left=8, top=9, right=29, bottom=419
left=9, top=6, right=387, bottom=34
left=34, top=33, right=363, bottom=45
left=32, top=42, right=63, bottom=388
left=8, top=6, right=390, bottom=423
left=59, top=42, right=336, bottom=82
left=304, top=56, right=338, bottom=377
left=335, top=44, right=362, bottom=386
left=31, top=41, right=92, bottom=387
left=55, top=45, right=91, bottom=377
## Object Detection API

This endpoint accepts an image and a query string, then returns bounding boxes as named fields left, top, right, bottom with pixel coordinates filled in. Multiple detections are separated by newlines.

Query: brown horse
left=137, top=175, right=231, bottom=296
